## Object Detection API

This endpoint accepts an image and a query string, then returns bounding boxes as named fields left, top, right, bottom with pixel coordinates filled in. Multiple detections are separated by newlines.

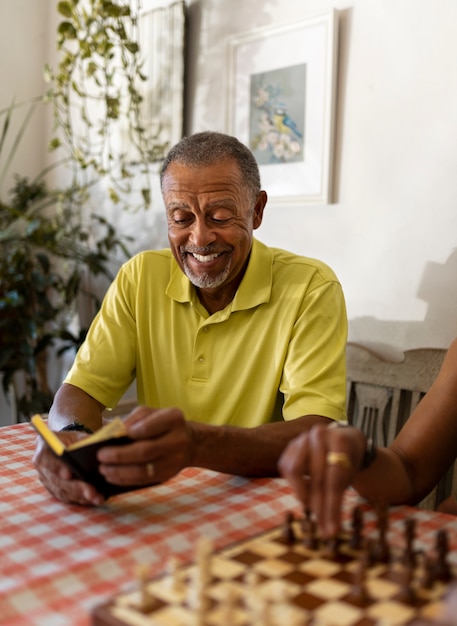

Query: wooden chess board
left=91, top=510, right=454, bottom=626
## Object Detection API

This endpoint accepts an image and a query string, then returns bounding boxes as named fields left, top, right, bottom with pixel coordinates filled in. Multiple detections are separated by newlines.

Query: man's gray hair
left=160, top=131, right=261, bottom=203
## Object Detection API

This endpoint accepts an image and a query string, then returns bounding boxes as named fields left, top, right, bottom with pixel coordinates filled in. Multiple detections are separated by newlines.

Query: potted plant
left=0, top=0, right=163, bottom=421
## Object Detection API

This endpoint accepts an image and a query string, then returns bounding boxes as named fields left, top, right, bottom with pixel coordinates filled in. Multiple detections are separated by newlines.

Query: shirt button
left=198, top=356, right=206, bottom=363
left=202, top=326, right=209, bottom=333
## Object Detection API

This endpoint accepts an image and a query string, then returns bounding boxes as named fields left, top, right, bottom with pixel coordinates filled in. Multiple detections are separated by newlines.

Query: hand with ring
left=97, top=405, right=194, bottom=489
left=278, top=422, right=367, bottom=538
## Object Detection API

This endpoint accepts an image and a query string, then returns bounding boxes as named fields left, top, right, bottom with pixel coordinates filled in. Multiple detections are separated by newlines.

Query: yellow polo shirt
left=65, top=238, right=347, bottom=427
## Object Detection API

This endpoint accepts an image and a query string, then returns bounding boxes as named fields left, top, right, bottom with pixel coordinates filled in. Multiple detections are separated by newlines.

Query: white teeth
left=192, top=253, right=220, bottom=263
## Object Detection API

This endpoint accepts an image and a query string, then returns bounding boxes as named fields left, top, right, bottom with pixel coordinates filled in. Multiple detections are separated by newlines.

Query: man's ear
left=253, top=190, right=267, bottom=230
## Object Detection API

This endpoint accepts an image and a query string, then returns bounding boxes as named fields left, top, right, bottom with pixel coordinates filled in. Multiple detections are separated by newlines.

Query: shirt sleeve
left=280, top=279, right=348, bottom=422
left=64, top=262, right=138, bottom=408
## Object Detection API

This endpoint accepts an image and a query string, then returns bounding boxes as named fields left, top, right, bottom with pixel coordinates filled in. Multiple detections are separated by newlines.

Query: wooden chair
left=346, top=342, right=452, bottom=510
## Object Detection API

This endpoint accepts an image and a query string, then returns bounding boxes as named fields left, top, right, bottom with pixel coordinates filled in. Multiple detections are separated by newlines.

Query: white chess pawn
left=221, top=586, right=237, bottom=622
left=166, top=555, right=184, bottom=594
left=244, top=570, right=261, bottom=615
left=256, top=595, right=273, bottom=626
left=134, top=564, right=154, bottom=611
left=195, top=537, right=214, bottom=587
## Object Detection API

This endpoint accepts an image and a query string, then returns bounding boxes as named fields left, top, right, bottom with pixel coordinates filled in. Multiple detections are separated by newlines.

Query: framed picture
left=226, top=11, right=339, bottom=205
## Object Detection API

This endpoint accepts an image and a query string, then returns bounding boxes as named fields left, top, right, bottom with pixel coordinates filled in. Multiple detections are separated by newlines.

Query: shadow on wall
left=349, top=248, right=457, bottom=354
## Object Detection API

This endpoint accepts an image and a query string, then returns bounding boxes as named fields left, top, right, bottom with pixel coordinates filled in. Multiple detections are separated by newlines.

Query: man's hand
left=96, top=406, right=194, bottom=487
left=33, top=431, right=106, bottom=506
left=278, top=423, right=367, bottom=538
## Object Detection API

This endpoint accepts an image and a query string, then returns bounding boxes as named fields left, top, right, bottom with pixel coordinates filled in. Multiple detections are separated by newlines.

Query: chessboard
left=91, top=507, right=456, bottom=626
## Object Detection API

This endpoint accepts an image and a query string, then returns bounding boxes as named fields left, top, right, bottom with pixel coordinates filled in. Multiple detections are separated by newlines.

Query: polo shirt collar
left=166, top=238, right=273, bottom=311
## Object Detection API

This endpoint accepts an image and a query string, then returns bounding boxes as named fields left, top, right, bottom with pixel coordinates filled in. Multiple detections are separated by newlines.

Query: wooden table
left=1, top=422, right=457, bottom=626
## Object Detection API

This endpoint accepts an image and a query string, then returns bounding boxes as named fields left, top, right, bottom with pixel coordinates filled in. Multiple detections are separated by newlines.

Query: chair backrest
left=346, top=342, right=449, bottom=510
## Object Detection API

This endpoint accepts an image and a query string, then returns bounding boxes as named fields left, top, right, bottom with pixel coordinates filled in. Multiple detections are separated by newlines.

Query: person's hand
left=33, top=432, right=106, bottom=506
left=278, top=423, right=367, bottom=538
left=96, top=406, right=194, bottom=487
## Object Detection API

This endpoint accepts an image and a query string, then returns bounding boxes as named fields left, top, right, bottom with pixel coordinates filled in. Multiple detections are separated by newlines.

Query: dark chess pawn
left=302, top=510, right=319, bottom=550
left=349, top=506, right=364, bottom=550
left=323, top=535, right=340, bottom=559
left=434, top=528, right=452, bottom=583
left=283, top=511, right=296, bottom=544
left=396, top=564, right=417, bottom=606
left=421, top=553, right=437, bottom=589
left=402, top=517, right=417, bottom=568
left=347, top=550, right=372, bottom=605
left=373, top=505, right=390, bottom=563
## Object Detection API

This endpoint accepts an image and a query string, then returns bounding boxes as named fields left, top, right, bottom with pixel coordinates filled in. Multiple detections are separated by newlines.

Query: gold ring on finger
left=326, top=451, right=352, bottom=471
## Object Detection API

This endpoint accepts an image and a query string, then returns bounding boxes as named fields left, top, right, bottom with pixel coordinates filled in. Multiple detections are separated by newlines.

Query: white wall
left=0, top=0, right=49, bottom=193
left=185, top=0, right=457, bottom=353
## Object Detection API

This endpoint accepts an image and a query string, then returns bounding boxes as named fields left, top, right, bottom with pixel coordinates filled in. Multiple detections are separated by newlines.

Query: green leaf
left=124, top=41, right=139, bottom=54
left=48, top=137, right=61, bottom=151
left=57, top=21, right=77, bottom=40
left=108, top=187, right=120, bottom=203
left=57, top=1, right=73, bottom=18
left=141, top=188, right=151, bottom=206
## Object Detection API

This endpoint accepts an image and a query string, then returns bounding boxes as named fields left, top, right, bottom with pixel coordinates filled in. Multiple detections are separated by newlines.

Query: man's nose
left=190, top=217, right=216, bottom=247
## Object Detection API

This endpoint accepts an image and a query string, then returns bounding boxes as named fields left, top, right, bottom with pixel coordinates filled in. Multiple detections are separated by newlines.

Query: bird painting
left=273, top=104, right=303, bottom=139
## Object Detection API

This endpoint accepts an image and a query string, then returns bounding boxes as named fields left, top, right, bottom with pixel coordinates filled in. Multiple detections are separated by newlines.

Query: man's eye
left=174, top=216, right=192, bottom=224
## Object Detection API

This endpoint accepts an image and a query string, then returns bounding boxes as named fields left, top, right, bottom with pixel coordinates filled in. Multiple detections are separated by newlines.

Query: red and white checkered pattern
left=1, top=423, right=457, bottom=626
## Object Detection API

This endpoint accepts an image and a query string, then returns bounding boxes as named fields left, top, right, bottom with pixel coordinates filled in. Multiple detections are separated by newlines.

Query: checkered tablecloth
left=1, top=423, right=457, bottom=626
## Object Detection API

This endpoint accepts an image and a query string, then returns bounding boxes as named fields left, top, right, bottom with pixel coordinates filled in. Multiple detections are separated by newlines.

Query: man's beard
left=181, top=248, right=232, bottom=289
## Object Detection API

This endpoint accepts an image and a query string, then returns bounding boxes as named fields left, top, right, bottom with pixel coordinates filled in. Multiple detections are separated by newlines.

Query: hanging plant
left=0, top=0, right=166, bottom=419
left=45, top=0, right=167, bottom=211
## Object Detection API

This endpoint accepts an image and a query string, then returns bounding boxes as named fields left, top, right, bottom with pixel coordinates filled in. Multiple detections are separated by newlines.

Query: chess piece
left=373, top=505, right=390, bottom=563
left=349, top=506, right=364, bottom=550
left=402, top=517, right=417, bottom=568
left=302, top=510, right=319, bottom=550
left=283, top=511, right=296, bottom=544
left=196, top=536, right=214, bottom=587
left=421, top=553, right=437, bottom=589
left=166, top=555, right=184, bottom=594
left=323, top=535, right=340, bottom=558
left=244, top=570, right=261, bottom=616
left=220, top=586, right=237, bottom=623
left=434, top=528, right=452, bottom=582
left=134, top=564, right=155, bottom=612
left=347, top=550, right=372, bottom=605
left=396, top=563, right=417, bottom=605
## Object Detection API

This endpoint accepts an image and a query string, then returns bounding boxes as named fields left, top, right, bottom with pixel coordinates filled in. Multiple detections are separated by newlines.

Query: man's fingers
left=278, top=433, right=311, bottom=508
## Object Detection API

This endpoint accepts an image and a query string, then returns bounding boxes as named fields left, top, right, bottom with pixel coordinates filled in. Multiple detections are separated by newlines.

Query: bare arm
left=97, top=410, right=333, bottom=488
left=280, top=338, right=457, bottom=537
left=187, top=414, right=332, bottom=476
left=47, top=383, right=105, bottom=432
left=354, top=338, right=457, bottom=504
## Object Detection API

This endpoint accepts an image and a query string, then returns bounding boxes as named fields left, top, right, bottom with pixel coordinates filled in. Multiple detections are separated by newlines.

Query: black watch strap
left=361, top=437, right=377, bottom=469
left=60, top=422, right=94, bottom=435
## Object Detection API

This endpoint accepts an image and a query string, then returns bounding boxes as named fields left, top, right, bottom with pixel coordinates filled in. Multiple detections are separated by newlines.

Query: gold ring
left=326, top=451, right=352, bottom=471
left=146, top=462, right=155, bottom=478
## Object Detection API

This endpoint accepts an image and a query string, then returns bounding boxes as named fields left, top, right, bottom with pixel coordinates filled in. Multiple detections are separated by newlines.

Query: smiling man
left=33, top=131, right=348, bottom=505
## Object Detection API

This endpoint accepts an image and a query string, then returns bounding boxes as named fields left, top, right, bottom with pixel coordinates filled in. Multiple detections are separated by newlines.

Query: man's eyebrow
left=205, top=198, right=236, bottom=209
left=167, top=201, right=190, bottom=210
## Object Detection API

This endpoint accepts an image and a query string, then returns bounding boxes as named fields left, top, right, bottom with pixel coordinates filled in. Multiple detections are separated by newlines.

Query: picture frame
left=226, top=11, right=339, bottom=206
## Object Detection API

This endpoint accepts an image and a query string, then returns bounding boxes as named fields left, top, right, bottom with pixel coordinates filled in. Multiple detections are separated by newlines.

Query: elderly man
left=33, top=131, right=347, bottom=505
